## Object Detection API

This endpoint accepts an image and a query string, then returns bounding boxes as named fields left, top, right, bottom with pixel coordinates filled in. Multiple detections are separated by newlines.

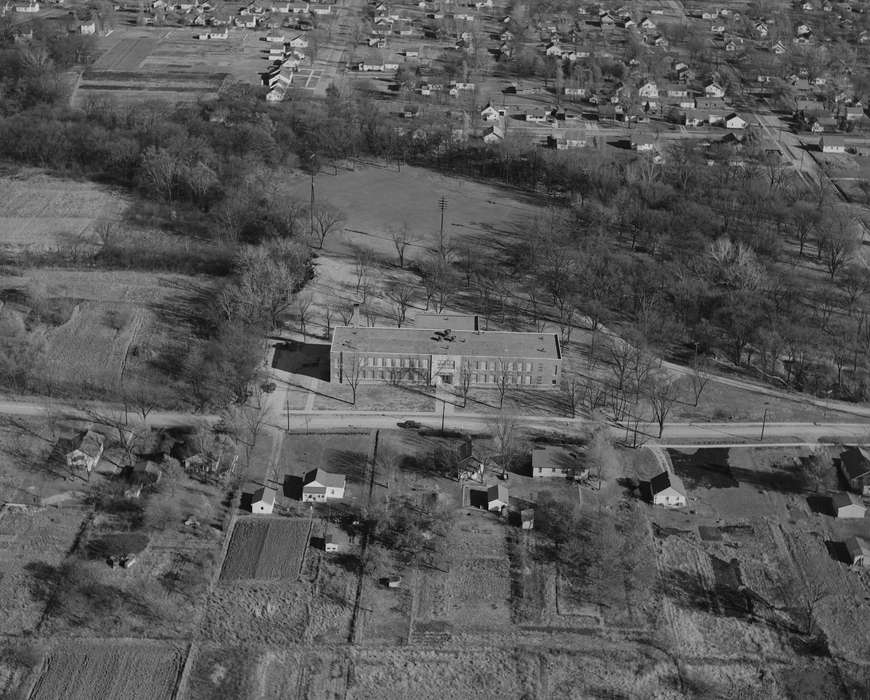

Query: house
left=532, top=445, right=578, bottom=478
left=563, top=86, right=586, bottom=97
left=840, top=447, right=870, bottom=494
left=820, top=134, right=846, bottom=153
left=705, top=82, right=725, bottom=98
left=711, top=23, right=725, bottom=33
left=755, top=21, right=768, bottom=36
left=725, top=113, right=747, bottom=129
left=251, top=486, right=276, bottom=513
left=14, top=1, right=39, bottom=12
left=316, top=530, right=348, bottom=552
left=771, top=40, right=786, bottom=54
left=695, top=96, right=727, bottom=111
left=65, top=430, right=105, bottom=474
left=302, top=469, right=346, bottom=502
left=547, top=129, right=588, bottom=149
left=487, top=483, right=509, bottom=512
left=480, top=103, right=501, bottom=121
left=482, top=125, right=504, bottom=143
left=638, top=81, right=659, bottom=99
left=845, top=536, right=870, bottom=567
left=724, top=39, right=739, bottom=52
left=287, top=34, right=307, bottom=47
left=650, top=470, right=687, bottom=507
left=520, top=508, right=535, bottom=530
left=831, top=493, right=866, bottom=519
left=796, top=23, right=812, bottom=37
left=845, top=106, right=865, bottom=121
left=639, top=17, right=655, bottom=30
left=632, top=134, right=657, bottom=151
left=77, top=21, right=97, bottom=34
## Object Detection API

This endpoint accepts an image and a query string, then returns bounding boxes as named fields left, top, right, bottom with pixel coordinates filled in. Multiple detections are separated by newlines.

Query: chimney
left=350, top=303, right=361, bottom=328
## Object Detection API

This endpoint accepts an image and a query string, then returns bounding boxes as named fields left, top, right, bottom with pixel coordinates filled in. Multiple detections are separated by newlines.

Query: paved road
left=0, top=395, right=866, bottom=444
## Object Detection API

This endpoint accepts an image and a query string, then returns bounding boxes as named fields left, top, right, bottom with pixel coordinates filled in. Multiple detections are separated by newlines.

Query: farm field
left=28, top=640, right=185, bottom=700
left=73, top=26, right=268, bottom=106
left=220, top=517, right=311, bottom=581
left=0, top=169, right=126, bottom=252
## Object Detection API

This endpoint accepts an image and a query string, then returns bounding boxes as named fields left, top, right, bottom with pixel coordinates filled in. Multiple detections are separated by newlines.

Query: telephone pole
left=438, top=195, right=447, bottom=252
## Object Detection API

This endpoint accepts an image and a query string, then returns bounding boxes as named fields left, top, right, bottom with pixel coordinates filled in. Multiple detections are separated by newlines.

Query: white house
left=725, top=113, right=747, bottom=129
left=832, top=493, right=866, bottom=519
left=638, top=81, right=659, bottom=99
left=820, top=134, right=846, bottom=153
left=705, top=82, right=725, bottom=98
left=771, top=40, right=786, bottom=54
left=632, top=134, right=657, bottom=151
left=650, top=470, right=687, bottom=507
left=251, top=486, right=276, bottom=513
left=480, top=103, right=502, bottom=121
left=65, top=430, right=105, bottom=474
left=14, top=2, right=39, bottom=12
left=531, top=445, right=577, bottom=478
left=487, top=483, right=509, bottom=512
left=302, top=468, right=346, bottom=502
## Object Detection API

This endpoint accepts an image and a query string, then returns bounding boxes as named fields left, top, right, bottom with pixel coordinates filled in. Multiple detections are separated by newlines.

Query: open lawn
left=0, top=169, right=125, bottom=252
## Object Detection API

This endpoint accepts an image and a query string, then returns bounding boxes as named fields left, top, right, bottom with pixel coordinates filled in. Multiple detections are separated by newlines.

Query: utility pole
left=760, top=407, right=768, bottom=441
left=309, top=154, right=316, bottom=242
left=438, top=195, right=447, bottom=253
left=441, top=398, right=446, bottom=433
left=286, top=396, right=290, bottom=432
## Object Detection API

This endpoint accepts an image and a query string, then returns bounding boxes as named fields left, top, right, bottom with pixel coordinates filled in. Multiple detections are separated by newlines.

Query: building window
left=376, top=357, right=382, bottom=367
left=379, top=370, right=385, bottom=379
left=525, top=375, right=531, bottom=385
left=538, top=363, right=543, bottom=372
left=472, top=374, right=478, bottom=383
left=536, top=376, right=542, bottom=384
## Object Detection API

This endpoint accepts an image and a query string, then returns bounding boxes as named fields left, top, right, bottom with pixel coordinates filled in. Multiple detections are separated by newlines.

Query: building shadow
left=283, top=475, right=303, bottom=500
left=806, top=495, right=834, bottom=516
left=272, top=341, right=330, bottom=379
left=825, top=540, right=852, bottom=564
left=469, top=489, right=488, bottom=508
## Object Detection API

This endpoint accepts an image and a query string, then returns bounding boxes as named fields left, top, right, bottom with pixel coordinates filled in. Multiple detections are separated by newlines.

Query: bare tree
left=387, top=284, right=414, bottom=327
left=688, top=356, right=712, bottom=407
left=565, top=376, right=583, bottom=419
left=489, top=410, right=518, bottom=478
left=390, top=222, right=415, bottom=268
left=354, top=250, right=373, bottom=295
left=295, top=293, right=314, bottom=340
left=494, top=358, right=515, bottom=409
left=818, top=214, right=859, bottom=280
left=457, top=361, right=473, bottom=407
left=340, top=352, right=365, bottom=406
left=310, top=204, right=346, bottom=249
left=93, top=219, right=119, bottom=249
left=644, top=371, right=681, bottom=438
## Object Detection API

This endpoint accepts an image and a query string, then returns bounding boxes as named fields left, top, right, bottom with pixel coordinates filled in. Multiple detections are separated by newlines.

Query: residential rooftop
left=331, top=326, right=561, bottom=359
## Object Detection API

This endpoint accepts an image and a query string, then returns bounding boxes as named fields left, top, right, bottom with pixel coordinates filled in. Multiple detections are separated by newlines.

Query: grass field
left=0, top=170, right=125, bottom=252
left=220, top=518, right=311, bottom=581
left=28, top=641, right=185, bottom=700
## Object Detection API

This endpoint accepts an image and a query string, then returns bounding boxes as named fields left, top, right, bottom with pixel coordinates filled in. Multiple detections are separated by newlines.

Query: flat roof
left=415, top=313, right=479, bottom=331
left=331, top=326, right=561, bottom=360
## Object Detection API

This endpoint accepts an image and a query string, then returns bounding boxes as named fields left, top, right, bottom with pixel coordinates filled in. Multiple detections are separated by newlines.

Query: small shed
left=487, top=483, right=509, bottom=512
left=839, top=447, right=870, bottom=495
left=251, top=486, right=276, bottom=514
left=831, top=493, right=866, bottom=519
left=845, top=536, right=870, bottom=567
left=132, top=460, right=162, bottom=484
left=650, top=471, right=687, bottom=507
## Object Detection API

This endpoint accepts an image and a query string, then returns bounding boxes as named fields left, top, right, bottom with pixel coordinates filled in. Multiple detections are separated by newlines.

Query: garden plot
left=219, top=518, right=311, bottom=581
left=347, top=647, right=538, bottom=700
left=28, top=640, right=185, bottom=700
left=0, top=172, right=125, bottom=251
left=0, top=505, right=88, bottom=635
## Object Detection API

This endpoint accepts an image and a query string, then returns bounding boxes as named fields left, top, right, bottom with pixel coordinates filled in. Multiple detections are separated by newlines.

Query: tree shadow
left=272, top=341, right=330, bottom=379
